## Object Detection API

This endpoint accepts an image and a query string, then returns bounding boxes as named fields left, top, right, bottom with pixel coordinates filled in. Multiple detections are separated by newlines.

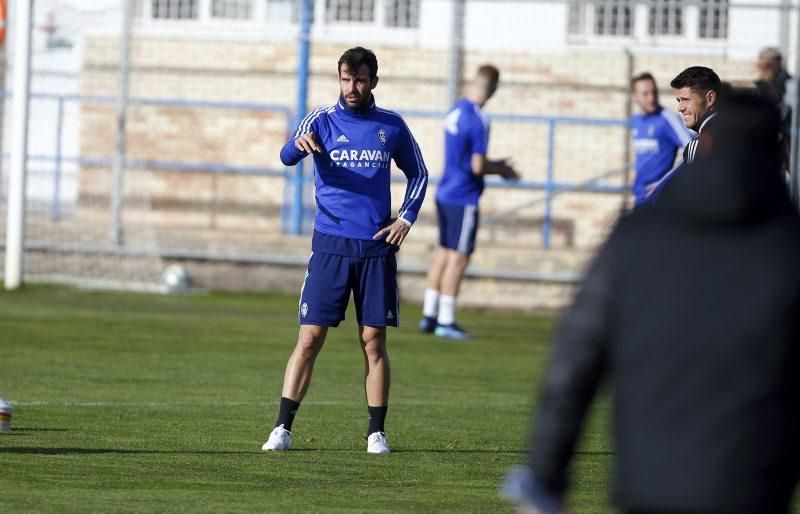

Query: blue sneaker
left=419, top=316, right=437, bottom=334
left=434, top=323, right=472, bottom=341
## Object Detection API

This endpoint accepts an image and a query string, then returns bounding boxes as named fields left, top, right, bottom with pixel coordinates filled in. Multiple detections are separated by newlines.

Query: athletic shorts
left=437, top=201, right=479, bottom=255
left=298, top=251, right=399, bottom=328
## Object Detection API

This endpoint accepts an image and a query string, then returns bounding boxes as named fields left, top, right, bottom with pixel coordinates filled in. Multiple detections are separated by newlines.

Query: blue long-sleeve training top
left=280, top=97, right=429, bottom=241
left=630, top=106, right=693, bottom=205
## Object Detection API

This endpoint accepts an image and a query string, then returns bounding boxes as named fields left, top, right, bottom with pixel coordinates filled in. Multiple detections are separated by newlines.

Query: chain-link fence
left=1, top=0, right=798, bottom=302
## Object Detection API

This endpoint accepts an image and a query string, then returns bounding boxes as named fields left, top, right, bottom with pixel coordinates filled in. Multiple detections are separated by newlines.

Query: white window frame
left=648, top=0, right=683, bottom=36
left=314, top=0, right=421, bottom=45
left=567, top=0, right=728, bottom=50
left=698, top=0, right=728, bottom=39
left=210, top=0, right=256, bottom=20
left=136, top=0, right=421, bottom=45
left=138, top=0, right=288, bottom=39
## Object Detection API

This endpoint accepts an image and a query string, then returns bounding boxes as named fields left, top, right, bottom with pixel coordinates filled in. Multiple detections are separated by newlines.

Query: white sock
left=423, top=289, right=440, bottom=318
left=438, top=295, right=456, bottom=326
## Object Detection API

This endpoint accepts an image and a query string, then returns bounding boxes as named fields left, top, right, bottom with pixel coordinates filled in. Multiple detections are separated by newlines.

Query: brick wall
left=79, top=36, right=754, bottom=251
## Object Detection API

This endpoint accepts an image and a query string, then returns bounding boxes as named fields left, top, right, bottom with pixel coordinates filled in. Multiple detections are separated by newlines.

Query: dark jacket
left=682, top=110, right=718, bottom=165
left=528, top=97, right=800, bottom=514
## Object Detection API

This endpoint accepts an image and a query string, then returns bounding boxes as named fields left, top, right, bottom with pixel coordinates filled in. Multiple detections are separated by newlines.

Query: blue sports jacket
left=280, top=97, right=429, bottom=241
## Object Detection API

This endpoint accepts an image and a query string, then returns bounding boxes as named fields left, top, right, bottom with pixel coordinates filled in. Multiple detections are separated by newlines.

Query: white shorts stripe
left=457, top=205, right=476, bottom=253
left=298, top=252, right=313, bottom=317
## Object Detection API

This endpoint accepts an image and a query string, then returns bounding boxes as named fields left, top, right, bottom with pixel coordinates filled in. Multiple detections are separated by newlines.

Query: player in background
left=262, top=47, right=428, bottom=454
left=645, top=66, right=723, bottom=200
left=629, top=72, right=693, bottom=206
left=418, top=66, right=518, bottom=341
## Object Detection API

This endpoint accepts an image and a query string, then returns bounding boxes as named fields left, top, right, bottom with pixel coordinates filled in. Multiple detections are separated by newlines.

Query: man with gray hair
left=756, top=47, right=792, bottom=106
left=755, top=47, right=793, bottom=172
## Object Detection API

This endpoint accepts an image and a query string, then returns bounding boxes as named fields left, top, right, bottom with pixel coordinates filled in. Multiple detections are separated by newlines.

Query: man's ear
left=371, top=76, right=380, bottom=89
left=706, top=89, right=717, bottom=108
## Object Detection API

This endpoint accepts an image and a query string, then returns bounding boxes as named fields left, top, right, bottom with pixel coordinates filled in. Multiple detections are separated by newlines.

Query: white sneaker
left=367, top=431, right=390, bottom=454
left=262, top=425, right=293, bottom=451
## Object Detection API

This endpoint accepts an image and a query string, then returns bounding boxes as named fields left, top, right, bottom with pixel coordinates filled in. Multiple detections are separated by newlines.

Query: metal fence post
left=543, top=119, right=556, bottom=249
left=622, top=48, right=634, bottom=211
left=110, top=0, right=134, bottom=246
left=790, top=13, right=800, bottom=205
left=447, top=0, right=466, bottom=107
left=291, top=0, right=313, bottom=236
left=4, top=0, right=34, bottom=291
left=51, top=96, right=65, bottom=220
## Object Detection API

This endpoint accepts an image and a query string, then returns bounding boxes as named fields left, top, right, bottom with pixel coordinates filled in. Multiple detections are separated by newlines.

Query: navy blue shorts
left=437, top=201, right=479, bottom=254
left=298, top=251, right=399, bottom=327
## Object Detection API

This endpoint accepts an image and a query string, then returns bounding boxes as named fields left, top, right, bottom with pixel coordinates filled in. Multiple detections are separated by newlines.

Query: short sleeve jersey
left=435, top=98, right=490, bottom=206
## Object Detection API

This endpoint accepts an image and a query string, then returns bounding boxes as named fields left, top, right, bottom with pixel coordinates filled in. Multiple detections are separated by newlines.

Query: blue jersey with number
left=630, top=107, right=693, bottom=204
left=280, top=98, right=429, bottom=241
left=436, top=98, right=490, bottom=206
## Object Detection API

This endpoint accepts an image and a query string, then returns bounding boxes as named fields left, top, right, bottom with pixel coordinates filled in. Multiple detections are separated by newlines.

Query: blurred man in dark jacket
left=503, top=94, right=800, bottom=514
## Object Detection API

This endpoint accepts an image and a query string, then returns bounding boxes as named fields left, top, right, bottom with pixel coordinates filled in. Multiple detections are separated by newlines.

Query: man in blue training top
left=419, top=65, right=518, bottom=340
left=629, top=72, right=693, bottom=206
left=262, top=47, right=428, bottom=454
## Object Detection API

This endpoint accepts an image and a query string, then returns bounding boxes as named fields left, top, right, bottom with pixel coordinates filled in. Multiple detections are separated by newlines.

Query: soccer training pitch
left=0, top=284, right=613, bottom=512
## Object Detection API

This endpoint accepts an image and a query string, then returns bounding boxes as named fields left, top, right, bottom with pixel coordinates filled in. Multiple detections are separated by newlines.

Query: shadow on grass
left=1, top=446, right=530, bottom=456
left=5, top=428, right=71, bottom=433
left=391, top=449, right=521, bottom=454
left=0, top=447, right=256, bottom=455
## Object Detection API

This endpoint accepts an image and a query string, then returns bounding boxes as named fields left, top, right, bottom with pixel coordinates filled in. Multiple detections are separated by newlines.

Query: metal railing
left=7, top=92, right=629, bottom=250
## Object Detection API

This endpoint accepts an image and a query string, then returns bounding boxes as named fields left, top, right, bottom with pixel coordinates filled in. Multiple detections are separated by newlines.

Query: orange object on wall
left=0, top=0, right=6, bottom=47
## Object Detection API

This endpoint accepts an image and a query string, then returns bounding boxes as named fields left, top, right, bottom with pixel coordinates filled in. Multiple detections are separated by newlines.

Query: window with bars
left=385, top=0, right=420, bottom=28
left=265, top=0, right=299, bottom=23
left=211, top=0, right=253, bottom=19
left=325, top=0, right=375, bottom=23
left=699, top=0, right=728, bottom=38
left=151, top=0, right=198, bottom=19
left=569, top=0, right=729, bottom=40
left=568, top=0, right=585, bottom=34
left=594, top=0, right=633, bottom=36
left=648, top=0, right=683, bottom=35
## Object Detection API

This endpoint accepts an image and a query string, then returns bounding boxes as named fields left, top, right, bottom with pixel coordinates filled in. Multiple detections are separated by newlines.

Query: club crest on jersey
left=378, top=129, right=387, bottom=145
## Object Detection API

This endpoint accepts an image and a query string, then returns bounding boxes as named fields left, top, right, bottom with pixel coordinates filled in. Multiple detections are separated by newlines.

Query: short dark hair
left=670, top=66, right=722, bottom=95
left=477, top=65, right=500, bottom=86
left=338, top=47, right=378, bottom=79
left=630, top=72, right=657, bottom=91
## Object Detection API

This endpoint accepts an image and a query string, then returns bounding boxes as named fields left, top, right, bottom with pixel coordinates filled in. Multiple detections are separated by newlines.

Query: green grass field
left=0, top=284, right=614, bottom=512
